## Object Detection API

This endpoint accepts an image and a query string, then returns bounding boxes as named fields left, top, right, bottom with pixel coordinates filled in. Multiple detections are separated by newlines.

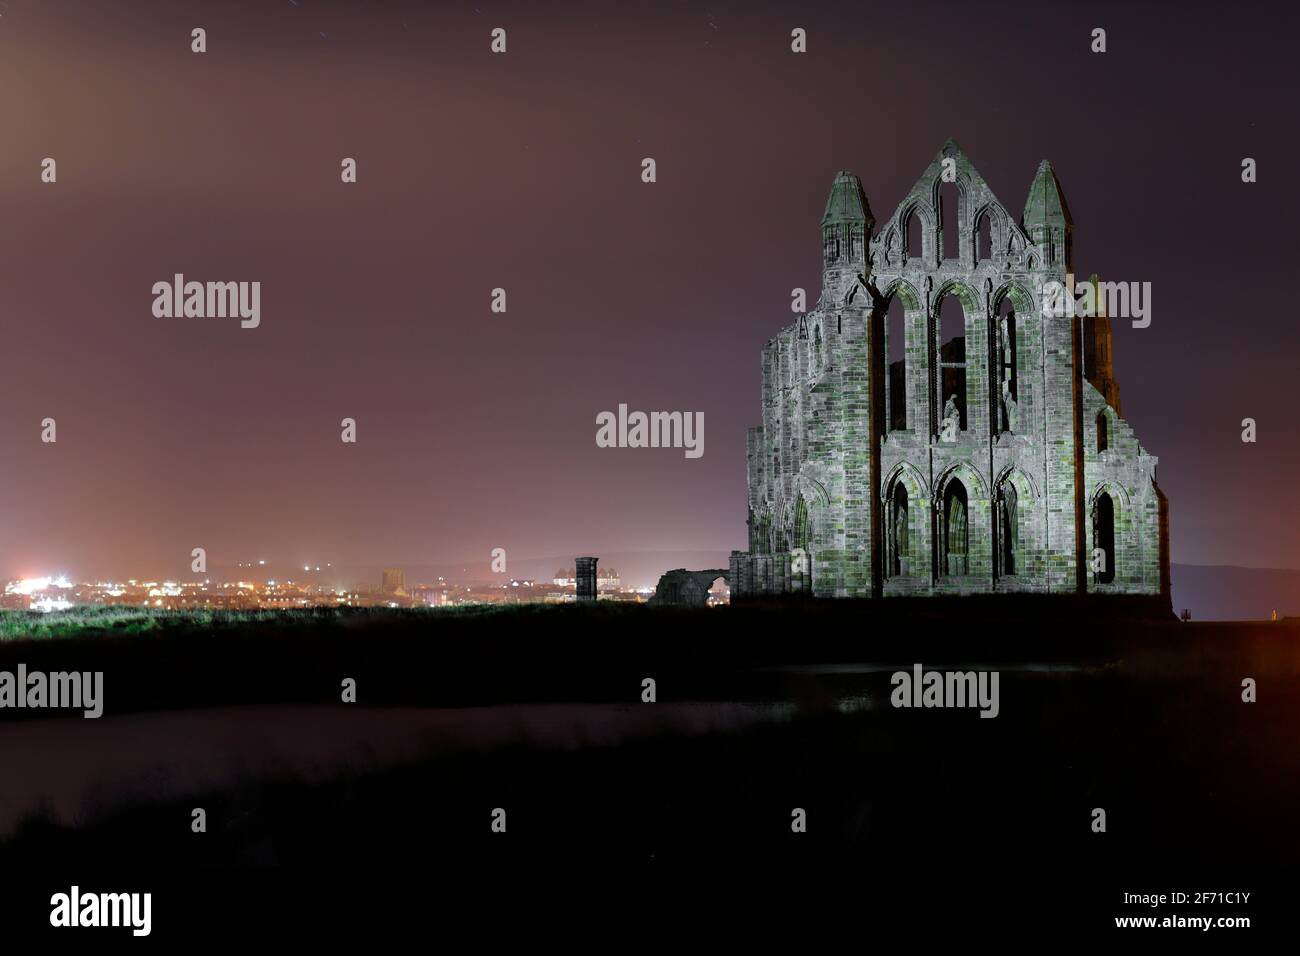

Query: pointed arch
left=940, top=478, right=970, bottom=576
left=1093, top=491, right=1116, bottom=585
left=991, top=280, right=1035, bottom=317
left=990, top=280, right=1035, bottom=435
left=1089, top=482, right=1133, bottom=588
left=934, top=280, right=980, bottom=436
left=928, top=169, right=972, bottom=263
left=883, top=462, right=929, bottom=580
left=897, top=200, right=936, bottom=264
left=933, top=278, right=982, bottom=316
left=972, top=202, right=1006, bottom=263
left=994, top=466, right=1038, bottom=580
left=927, top=169, right=973, bottom=220
left=888, top=482, right=910, bottom=577
left=934, top=460, right=991, bottom=581
left=879, top=279, right=924, bottom=434
left=995, top=463, right=1041, bottom=502
left=796, top=476, right=829, bottom=510
left=936, top=459, right=989, bottom=500
left=939, top=179, right=961, bottom=262
left=1089, top=480, right=1131, bottom=512
left=997, top=480, right=1018, bottom=574
left=792, top=495, right=810, bottom=552
left=752, top=508, right=773, bottom=555
left=880, top=277, right=923, bottom=311
left=776, top=498, right=794, bottom=553
left=976, top=209, right=993, bottom=262
left=883, top=460, right=930, bottom=501
left=843, top=275, right=869, bottom=307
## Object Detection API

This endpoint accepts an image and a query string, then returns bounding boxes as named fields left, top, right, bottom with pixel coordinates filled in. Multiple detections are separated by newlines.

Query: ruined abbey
left=730, top=141, right=1170, bottom=600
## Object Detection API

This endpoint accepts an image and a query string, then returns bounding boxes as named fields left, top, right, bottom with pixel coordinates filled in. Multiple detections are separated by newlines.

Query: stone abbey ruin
left=730, top=141, right=1170, bottom=600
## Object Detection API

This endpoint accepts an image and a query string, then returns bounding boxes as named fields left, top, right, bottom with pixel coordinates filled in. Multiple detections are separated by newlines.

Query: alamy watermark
left=1041, top=273, right=1150, bottom=328
left=50, top=886, right=150, bottom=936
left=596, top=404, right=704, bottom=459
left=152, top=274, right=261, bottom=329
left=890, top=663, right=999, bottom=718
left=0, top=664, right=103, bottom=718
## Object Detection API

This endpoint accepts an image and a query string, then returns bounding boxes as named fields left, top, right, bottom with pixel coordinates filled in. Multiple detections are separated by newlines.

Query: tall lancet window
left=998, top=482, right=1018, bottom=576
left=942, top=479, right=969, bottom=576
left=889, top=483, right=909, bottom=577
left=998, top=299, right=1018, bottom=434
left=1094, top=493, right=1116, bottom=584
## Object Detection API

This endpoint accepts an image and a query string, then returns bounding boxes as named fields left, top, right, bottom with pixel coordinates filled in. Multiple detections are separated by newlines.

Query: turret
left=820, top=171, right=872, bottom=306
left=1022, top=160, right=1073, bottom=272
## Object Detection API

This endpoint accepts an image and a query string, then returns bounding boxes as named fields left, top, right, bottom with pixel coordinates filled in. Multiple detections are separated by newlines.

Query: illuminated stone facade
left=730, top=141, right=1170, bottom=600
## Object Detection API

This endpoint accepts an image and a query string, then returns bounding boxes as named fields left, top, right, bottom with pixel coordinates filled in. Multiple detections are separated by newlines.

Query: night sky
left=0, top=0, right=1295, bottom=582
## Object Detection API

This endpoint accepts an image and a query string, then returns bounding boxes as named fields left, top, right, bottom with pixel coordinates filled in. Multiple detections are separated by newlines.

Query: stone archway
left=934, top=461, right=990, bottom=582
left=932, top=280, right=983, bottom=438
left=883, top=461, right=929, bottom=580
left=652, top=569, right=730, bottom=607
left=994, top=466, right=1039, bottom=583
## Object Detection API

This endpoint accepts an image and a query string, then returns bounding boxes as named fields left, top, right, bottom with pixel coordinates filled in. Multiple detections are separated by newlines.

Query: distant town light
left=5, top=575, right=73, bottom=595
left=31, top=595, right=72, bottom=613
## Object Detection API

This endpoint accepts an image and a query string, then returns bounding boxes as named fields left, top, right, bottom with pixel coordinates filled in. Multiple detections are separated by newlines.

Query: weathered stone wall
left=651, top=569, right=728, bottom=607
left=732, top=142, right=1169, bottom=602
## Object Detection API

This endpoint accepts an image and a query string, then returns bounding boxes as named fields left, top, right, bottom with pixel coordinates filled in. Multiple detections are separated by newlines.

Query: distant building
left=575, top=557, right=598, bottom=602
left=409, top=584, right=450, bottom=607
left=555, top=566, right=618, bottom=590
left=381, top=568, right=406, bottom=595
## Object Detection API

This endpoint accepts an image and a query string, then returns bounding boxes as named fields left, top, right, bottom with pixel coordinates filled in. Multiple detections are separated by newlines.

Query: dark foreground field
left=1, top=598, right=1296, bottom=931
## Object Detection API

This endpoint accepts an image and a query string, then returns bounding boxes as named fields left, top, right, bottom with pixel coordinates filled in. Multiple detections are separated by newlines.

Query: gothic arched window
left=906, top=211, right=922, bottom=259
left=977, top=212, right=993, bottom=262
left=889, top=483, right=909, bottom=577
left=886, top=295, right=907, bottom=431
left=1094, top=492, right=1116, bottom=584
left=942, top=479, right=969, bottom=576
left=793, top=497, right=809, bottom=552
left=998, top=482, right=1019, bottom=576
left=939, top=181, right=960, bottom=261
left=939, top=296, right=967, bottom=433
left=998, top=299, right=1018, bottom=434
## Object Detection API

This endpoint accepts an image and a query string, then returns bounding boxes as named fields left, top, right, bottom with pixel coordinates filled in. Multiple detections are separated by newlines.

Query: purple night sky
left=0, top=0, right=1295, bottom=584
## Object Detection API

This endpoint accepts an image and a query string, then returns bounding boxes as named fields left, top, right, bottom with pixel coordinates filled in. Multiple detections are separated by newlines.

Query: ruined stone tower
left=730, top=141, right=1170, bottom=600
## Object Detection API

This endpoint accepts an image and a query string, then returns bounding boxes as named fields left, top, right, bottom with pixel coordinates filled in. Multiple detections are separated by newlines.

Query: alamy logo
left=0, top=664, right=103, bottom=718
left=890, top=663, right=1000, bottom=718
left=50, top=886, right=151, bottom=936
left=152, top=274, right=261, bottom=328
left=1040, top=272, right=1151, bottom=328
left=595, top=404, right=704, bottom=459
